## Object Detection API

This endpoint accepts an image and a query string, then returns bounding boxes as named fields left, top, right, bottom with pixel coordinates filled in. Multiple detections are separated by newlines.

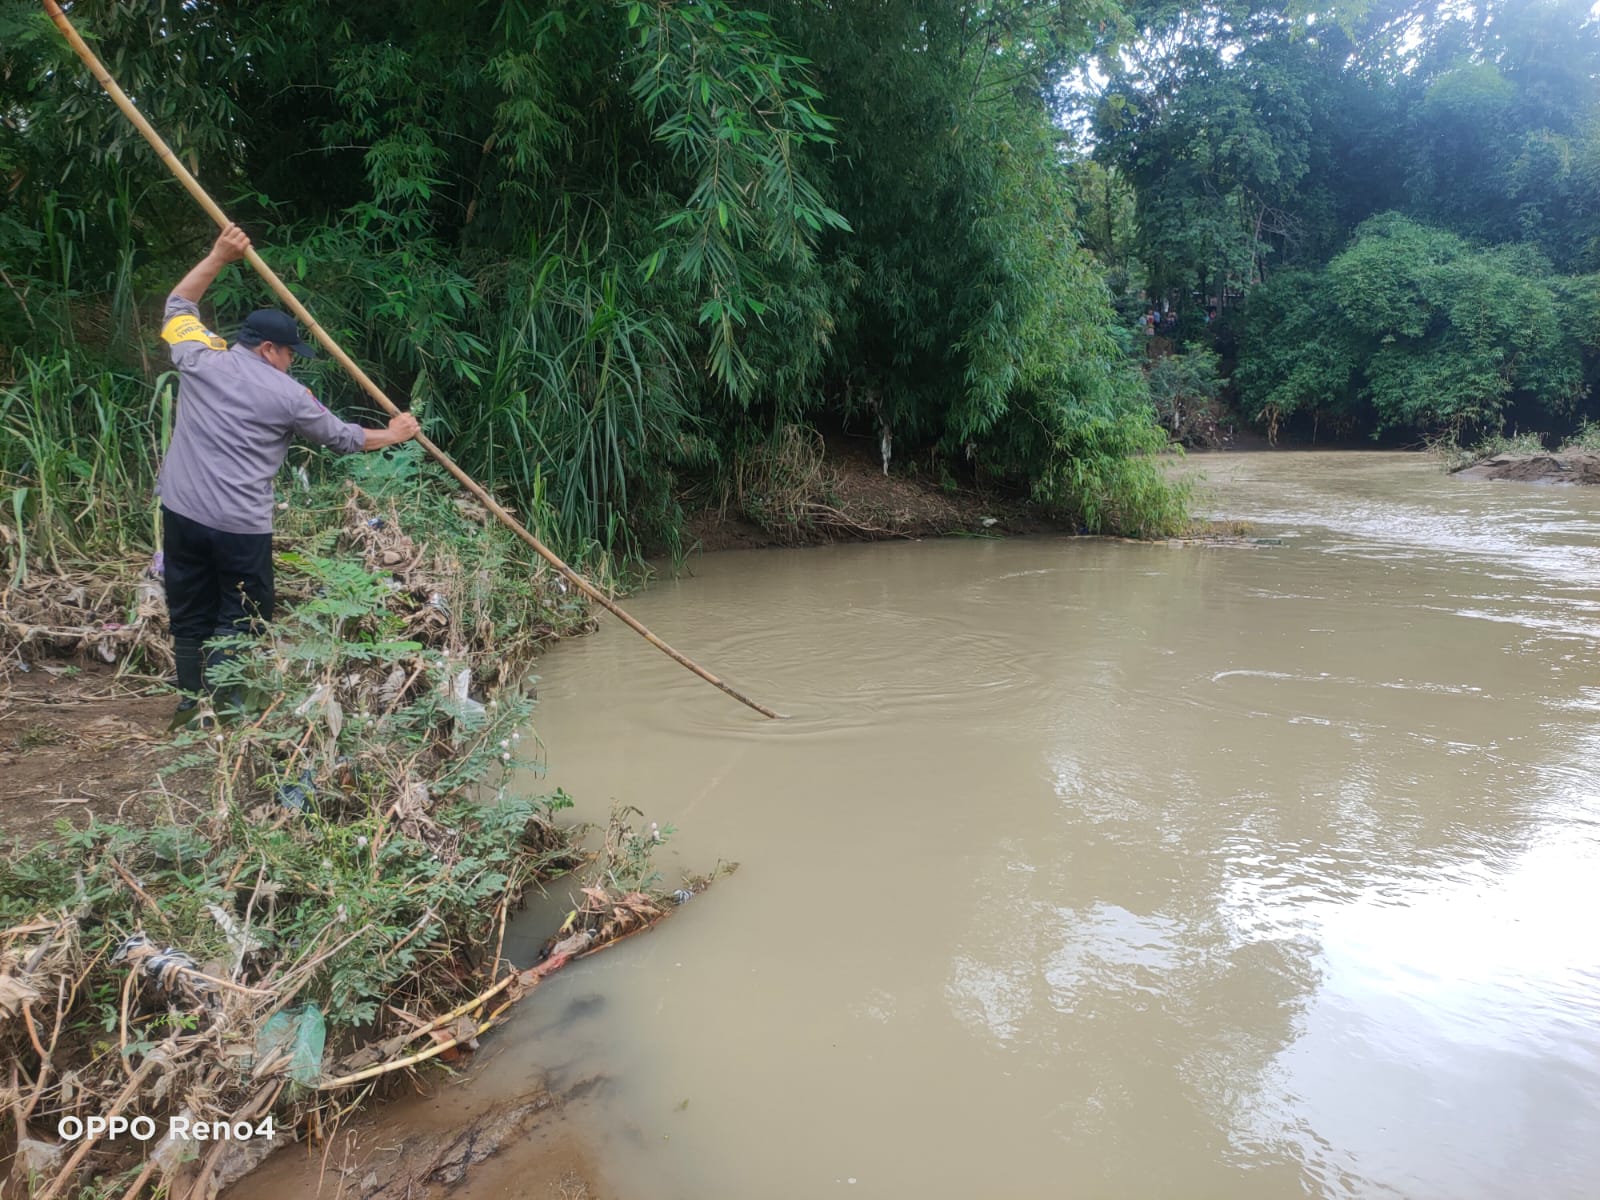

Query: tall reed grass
left=444, top=254, right=704, bottom=567
left=0, top=351, right=172, bottom=584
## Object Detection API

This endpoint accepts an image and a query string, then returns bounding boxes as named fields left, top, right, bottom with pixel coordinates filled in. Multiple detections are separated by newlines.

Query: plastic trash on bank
left=440, top=663, right=487, bottom=734
left=254, top=1004, right=326, bottom=1086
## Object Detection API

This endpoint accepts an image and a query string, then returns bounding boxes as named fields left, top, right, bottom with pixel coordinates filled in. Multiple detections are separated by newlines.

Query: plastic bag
left=254, top=1004, right=326, bottom=1087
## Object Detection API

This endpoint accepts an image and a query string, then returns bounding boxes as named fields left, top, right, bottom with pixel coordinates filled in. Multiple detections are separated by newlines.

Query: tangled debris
left=0, top=477, right=592, bottom=684
left=0, top=567, right=172, bottom=677
left=1, top=471, right=708, bottom=1199
left=330, top=487, right=593, bottom=684
left=0, top=812, right=718, bottom=1200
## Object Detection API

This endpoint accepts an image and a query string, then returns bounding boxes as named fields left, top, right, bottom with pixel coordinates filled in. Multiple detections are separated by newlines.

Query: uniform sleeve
left=288, top=387, right=367, bottom=454
left=161, top=295, right=229, bottom=368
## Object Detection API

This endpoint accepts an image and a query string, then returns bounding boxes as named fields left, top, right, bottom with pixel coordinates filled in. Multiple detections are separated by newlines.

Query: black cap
left=237, top=309, right=316, bottom=358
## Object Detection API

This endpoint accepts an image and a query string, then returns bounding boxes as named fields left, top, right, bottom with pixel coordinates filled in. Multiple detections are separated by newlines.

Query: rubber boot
left=205, top=637, right=245, bottom=713
left=170, top=636, right=208, bottom=729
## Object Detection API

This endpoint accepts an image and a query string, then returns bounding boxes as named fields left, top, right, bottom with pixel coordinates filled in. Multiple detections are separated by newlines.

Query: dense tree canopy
left=1, top=0, right=1187, bottom=574
left=10, top=0, right=1598, bottom=575
left=1085, top=0, right=1600, bottom=442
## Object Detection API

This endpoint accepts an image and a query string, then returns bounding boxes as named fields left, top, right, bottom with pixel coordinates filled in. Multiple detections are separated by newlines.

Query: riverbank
left=0, top=457, right=708, bottom=1199
left=1453, top=450, right=1600, bottom=484
left=680, top=432, right=1064, bottom=552
left=225, top=1066, right=611, bottom=1200
left=2, top=435, right=1091, bottom=1197
left=677, top=431, right=1235, bottom=553
left=2, top=422, right=1213, bottom=1199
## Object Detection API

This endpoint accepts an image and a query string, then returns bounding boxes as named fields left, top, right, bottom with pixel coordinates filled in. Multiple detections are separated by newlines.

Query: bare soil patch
left=683, top=433, right=1058, bottom=553
left=0, top=663, right=187, bottom=847
left=225, top=1076, right=608, bottom=1200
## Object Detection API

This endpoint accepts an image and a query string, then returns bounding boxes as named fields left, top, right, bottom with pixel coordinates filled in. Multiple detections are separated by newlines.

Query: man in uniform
left=158, top=223, right=420, bottom=720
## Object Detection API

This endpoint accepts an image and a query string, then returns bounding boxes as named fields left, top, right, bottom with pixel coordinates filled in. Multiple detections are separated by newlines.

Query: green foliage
left=441, top=252, right=703, bottom=564
left=0, top=516, right=685, bottom=1154
left=1091, top=8, right=1336, bottom=305
left=0, top=351, right=172, bottom=581
left=789, top=0, right=1185, bottom=532
left=625, top=0, right=849, bottom=397
left=1068, top=160, right=1144, bottom=300
left=1231, top=269, right=1363, bottom=440
left=1236, top=214, right=1580, bottom=438
left=1015, top=397, right=1191, bottom=536
left=138, top=550, right=558, bottom=1022
left=1560, top=421, right=1600, bottom=451
left=1083, top=0, right=1600, bottom=443
left=1, top=0, right=1187, bottom=559
left=1146, top=350, right=1225, bottom=446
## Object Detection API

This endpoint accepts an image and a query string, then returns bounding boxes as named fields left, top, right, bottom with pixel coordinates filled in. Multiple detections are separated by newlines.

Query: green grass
left=0, top=349, right=173, bottom=583
left=1559, top=422, right=1600, bottom=452
left=13, top=723, right=66, bottom=752
left=1431, top=430, right=1547, bottom=472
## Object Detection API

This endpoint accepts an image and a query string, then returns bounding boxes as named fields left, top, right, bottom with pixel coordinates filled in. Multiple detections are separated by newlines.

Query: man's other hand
left=389, top=413, right=421, bottom=443
left=362, top=413, right=422, bottom=452
left=211, top=223, right=252, bottom=264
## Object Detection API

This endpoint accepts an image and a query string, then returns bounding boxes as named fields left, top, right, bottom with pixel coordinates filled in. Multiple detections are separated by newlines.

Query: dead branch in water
left=318, top=862, right=727, bottom=1091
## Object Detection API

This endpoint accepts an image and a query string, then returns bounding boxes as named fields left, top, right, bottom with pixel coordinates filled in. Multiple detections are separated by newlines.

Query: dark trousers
left=162, top=506, right=275, bottom=641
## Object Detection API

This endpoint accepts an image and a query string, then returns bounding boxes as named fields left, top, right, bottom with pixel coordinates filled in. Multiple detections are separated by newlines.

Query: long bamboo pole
left=41, top=0, right=783, bottom=720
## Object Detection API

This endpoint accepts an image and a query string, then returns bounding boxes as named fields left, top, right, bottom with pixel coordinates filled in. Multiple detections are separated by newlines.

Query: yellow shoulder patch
left=161, top=313, right=227, bottom=351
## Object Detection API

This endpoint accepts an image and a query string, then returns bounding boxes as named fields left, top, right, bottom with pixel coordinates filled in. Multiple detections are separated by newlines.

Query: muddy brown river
left=247, top=451, right=1600, bottom=1199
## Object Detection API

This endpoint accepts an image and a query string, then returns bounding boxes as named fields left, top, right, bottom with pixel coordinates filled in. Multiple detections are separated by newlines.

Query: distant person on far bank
left=157, top=223, right=421, bottom=722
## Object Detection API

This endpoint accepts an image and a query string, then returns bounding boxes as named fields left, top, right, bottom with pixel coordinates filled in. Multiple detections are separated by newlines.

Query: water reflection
left=1244, top=824, right=1600, bottom=1199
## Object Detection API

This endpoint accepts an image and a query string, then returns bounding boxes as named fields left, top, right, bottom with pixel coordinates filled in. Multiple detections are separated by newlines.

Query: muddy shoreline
left=678, top=434, right=1068, bottom=553
left=0, top=664, right=188, bottom=845
left=1452, top=450, right=1600, bottom=484
left=227, top=1074, right=609, bottom=1200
